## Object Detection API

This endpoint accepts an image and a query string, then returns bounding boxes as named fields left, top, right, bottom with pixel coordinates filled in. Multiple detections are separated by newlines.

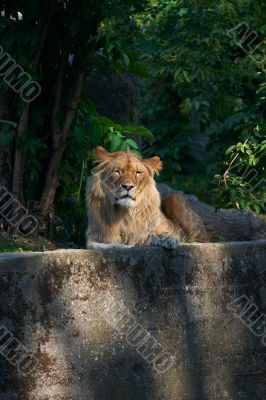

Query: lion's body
left=86, top=147, right=181, bottom=248
left=86, top=147, right=266, bottom=247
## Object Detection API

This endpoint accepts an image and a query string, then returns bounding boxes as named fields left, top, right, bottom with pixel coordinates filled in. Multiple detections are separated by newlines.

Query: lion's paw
left=148, top=235, right=180, bottom=249
left=86, top=241, right=133, bottom=249
left=110, top=242, right=134, bottom=248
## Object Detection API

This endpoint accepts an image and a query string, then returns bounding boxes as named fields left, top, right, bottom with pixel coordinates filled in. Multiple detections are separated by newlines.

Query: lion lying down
left=86, top=146, right=206, bottom=249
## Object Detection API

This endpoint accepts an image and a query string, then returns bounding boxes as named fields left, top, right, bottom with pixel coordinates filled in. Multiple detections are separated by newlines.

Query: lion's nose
left=122, top=183, right=134, bottom=191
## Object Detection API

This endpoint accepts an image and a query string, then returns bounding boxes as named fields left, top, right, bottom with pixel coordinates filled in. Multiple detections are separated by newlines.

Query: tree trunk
left=0, top=92, right=12, bottom=190
left=39, top=43, right=96, bottom=215
left=12, top=6, right=51, bottom=204
left=39, top=148, right=64, bottom=214
left=0, top=145, right=11, bottom=189
left=12, top=106, right=29, bottom=202
left=39, top=72, right=86, bottom=214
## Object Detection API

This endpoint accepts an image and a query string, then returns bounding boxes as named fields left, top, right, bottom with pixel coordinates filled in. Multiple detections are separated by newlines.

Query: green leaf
left=121, top=51, right=130, bottom=67
left=119, top=141, right=128, bottom=151
left=253, top=204, right=261, bottom=214
left=123, top=125, right=154, bottom=139
left=225, top=145, right=236, bottom=155
left=109, top=135, right=123, bottom=152
left=183, top=70, right=191, bottom=83
left=178, top=8, right=188, bottom=16
left=125, top=138, right=138, bottom=149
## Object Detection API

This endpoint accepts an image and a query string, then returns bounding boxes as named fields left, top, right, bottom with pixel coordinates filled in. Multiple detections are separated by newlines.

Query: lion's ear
left=94, top=146, right=112, bottom=162
left=143, top=156, right=163, bottom=176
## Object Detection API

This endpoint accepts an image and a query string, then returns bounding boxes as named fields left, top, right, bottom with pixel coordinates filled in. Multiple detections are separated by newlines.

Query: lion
left=86, top=146, right=208, bottom=248
left=86, top=146, right=184, bottom=249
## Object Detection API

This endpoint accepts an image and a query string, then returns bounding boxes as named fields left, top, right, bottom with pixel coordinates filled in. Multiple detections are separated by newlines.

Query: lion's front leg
left=147, top=234, right=180, bottom=249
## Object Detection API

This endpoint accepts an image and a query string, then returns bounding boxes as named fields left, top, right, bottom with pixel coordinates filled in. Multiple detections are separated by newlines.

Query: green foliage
left=0, top=0, right=150, bottom=245
left=81, top=98, right=153, bottom=151
left=136, top=0, right=266, bottom=209
left=214, top=129, right=266, bottom=213
left=213, top=77, right=266, bottom=212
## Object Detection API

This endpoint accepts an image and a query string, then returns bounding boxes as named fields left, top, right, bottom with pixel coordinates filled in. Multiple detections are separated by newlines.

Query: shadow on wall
left=0, top=256, right=40, bottom=398
left=185, top=244, right=266, bottom=400
left=34, top=254, right=157, bottom=400
left=0, top=245, right=265, bottom=399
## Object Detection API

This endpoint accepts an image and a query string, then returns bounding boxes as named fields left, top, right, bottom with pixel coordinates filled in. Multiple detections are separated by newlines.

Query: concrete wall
left=0, top=241, right=266, bottom=400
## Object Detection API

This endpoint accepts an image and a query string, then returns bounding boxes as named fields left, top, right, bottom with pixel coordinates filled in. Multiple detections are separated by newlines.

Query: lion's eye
left=114, top=169, right=120, bottom=175
left=136, top=171, right=142, bottom=176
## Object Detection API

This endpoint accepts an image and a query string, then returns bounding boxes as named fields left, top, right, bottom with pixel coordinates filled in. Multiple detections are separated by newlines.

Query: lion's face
left=93, top=146, right=162, bottom=208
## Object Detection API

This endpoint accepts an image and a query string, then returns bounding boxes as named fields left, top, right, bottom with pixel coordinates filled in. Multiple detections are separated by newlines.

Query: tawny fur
left=161, top=193, right=208, bottom=242
left=86, top=147, right=181, bottom=248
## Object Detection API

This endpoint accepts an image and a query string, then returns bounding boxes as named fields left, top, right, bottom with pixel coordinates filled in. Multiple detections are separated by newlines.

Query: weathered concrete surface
left=0, top=241, right=266, bottom=400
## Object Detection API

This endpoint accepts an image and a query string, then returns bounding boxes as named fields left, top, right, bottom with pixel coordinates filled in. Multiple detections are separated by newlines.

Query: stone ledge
left=0, top=241, right=266, bottom=399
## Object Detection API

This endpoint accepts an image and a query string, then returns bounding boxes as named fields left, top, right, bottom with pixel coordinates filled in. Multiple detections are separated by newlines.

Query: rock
left=0, top=242, right=266, bottom=399
left=86, top=71, right=140, bottom=125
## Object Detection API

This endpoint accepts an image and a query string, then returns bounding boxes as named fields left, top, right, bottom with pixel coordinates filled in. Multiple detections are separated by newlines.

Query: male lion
left=86, top=146, right=183, bottom=249
left=86, top=147, right=266, bottom=247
